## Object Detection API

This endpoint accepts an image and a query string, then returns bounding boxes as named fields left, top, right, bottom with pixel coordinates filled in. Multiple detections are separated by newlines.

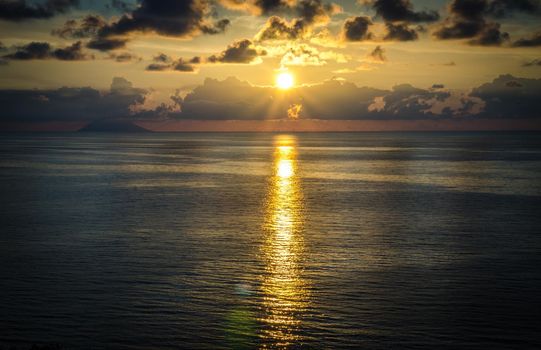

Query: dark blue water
left=1, top=132, right=540, bottom=349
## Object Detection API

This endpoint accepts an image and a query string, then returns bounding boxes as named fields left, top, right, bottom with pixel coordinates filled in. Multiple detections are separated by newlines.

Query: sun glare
left=276, top=72, right=294, bottom=90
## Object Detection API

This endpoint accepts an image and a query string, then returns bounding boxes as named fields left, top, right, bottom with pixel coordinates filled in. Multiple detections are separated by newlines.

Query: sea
left=1, top=132, right=540, bottom=349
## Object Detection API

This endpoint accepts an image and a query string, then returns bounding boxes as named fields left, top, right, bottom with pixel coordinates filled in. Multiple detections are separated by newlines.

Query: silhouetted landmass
left=79, top=118, right=150, bottom=132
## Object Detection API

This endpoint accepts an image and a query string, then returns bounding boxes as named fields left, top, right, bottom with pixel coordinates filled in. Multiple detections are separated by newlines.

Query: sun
left=276, top=72, right=294, bottom=90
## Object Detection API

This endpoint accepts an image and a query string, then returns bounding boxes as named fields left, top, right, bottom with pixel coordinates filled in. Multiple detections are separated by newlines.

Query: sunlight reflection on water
left=260, top=135, right=309, bottom=349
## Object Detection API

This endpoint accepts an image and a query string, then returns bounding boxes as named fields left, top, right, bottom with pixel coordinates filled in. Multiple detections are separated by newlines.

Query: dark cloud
left=52, top=15, right=106, bottom=39
left=220, top=0, right=340, bottom=23
left=384, top=22, right=418, bottom=41
left=369, top=45, right=386, bottom=62
left=52, top=41, right=91, bottom=60
left=254, top=0, right=291, bottom=14
left=486, top=0, right=541, bottom=17
left=0, top=77, right=146, bottom=122
left=434, top=19, right=485, bottom=40
left=505, top=81, right=522, bottom=87
left=471, top=74, right=541, bottom=118
left=109, top=52, right=141, bottom=62
left=295, top=0, right=341, bottom=24
left=252, top=0, right=340, bottom=41
left=432, top=84, right=445, bottom=89
left=153, top=53, right=172, bottom=63
left=468, top=22, right=509, bottom=45
left=145, top=39, right=264, bottom=72
left=97, top=0, right=230, bottom=40
left=369, top=0, right=440, bottom=23
left=512, top=32, right=541, bottom=47
left=3, top=42, right=51, bottom=60
left=207, top=39, right=266, bottom=63
left=86, top=37, right=128, bottom=51
left=173, top=58, right=197, bottom=72
left=342, top=16, right=373, bottom=41
left=146, top=57, right=199, bottom=72
left=2, top=41, right=92, bottom=61
left=0, top=0, right=78, bottom=21
left=255, top=16, right=308, bottom=41
left=146, top=63, right=171, bottom=71
left=433, top=0, right=510, bottom=46
left=523, top=58, right=541, bottom=66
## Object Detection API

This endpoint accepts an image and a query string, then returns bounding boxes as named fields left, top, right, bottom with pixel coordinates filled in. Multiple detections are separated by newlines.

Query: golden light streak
left=260, top=135, right=308, bottom=348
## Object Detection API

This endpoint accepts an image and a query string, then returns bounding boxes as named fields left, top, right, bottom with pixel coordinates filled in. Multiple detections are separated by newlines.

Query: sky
left=0, top=0, right=540, bottom=131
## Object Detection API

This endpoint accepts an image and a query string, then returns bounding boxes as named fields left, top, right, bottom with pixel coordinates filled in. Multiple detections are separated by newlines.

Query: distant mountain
left=79, top=119, right=150, bottom=132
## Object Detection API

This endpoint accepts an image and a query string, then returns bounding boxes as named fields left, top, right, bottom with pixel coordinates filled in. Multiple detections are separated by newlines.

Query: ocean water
left=1, top=132, right=540, bottom=349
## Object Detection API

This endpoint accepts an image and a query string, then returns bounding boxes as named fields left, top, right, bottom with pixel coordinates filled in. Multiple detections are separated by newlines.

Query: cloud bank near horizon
left=0, top=74, right=540, bottom=126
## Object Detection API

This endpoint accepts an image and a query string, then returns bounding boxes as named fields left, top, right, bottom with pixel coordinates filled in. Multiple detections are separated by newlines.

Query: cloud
left=3, top=42, right=51, bottom=60
left=220, top=0, right=341, bottom=24
left=486, top=0, right=541, bottom=17
left=153, top=53, right=172, bottom=63
left=109, top=52, right=141, bottom=62
left=52, top=41, right=92, bottom=60
left=98, top=0, right=230, bottom=37
left=86, top=37, right=128, bottom=51
left=146, top=57, right=200, bottom=72
left=505, top=81, right=522, bottom=87
left=0, top=0, right=78, bottom=22
left=296, top=0, right=342, bottom=25
left=433, top=0, right=498, bottom=44
left=368, top=0, right=440, bottom=23
left=253, top=1, right=340, bottom=41
left=0, top=41, right=6, bottom=52
left=0, top=77, right=146, bottom=122
left=52, top=15, right=106, bottom=39
left=384, top=22, right=418, bottom=41
left=471, top=74, right=541, bottom=118
left=172, top=58, right=199, bottom=72
left=280, top=44, right=330, bottom=66
left=432, top=0, right=540, bottom=46
left=341, top=16, right=373, bottom=41
left=207, top=39, right=266, bottom=63
left=145, top=39, right=264, bottom=72
left=368, top=45, right=386, bottom=62
left=178, top=75, right=539, bottom=120
left=178, top=77, right=377, bottom=120
left=255, top=16, right=308, bottom=41
left=145, top=63, right=172, bottom=71
left=3, top=41, right=92, bottom=61
left=2, top=75, right=540, bottom=122
left=468, top=22, right=509, bottom=46
left=512, top=32, right=541, bottom=47
left=85, top=0, right=230, bottom=51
